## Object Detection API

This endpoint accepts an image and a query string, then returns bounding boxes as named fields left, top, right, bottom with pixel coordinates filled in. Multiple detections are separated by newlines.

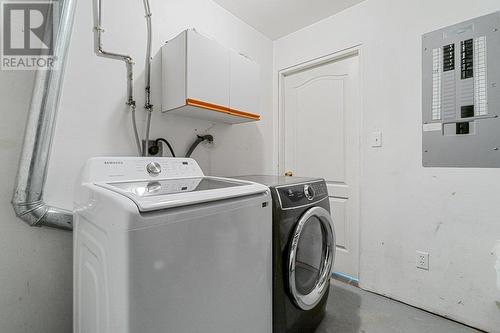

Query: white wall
left=0, top=0, right=272, bottom=332
left=0, top=72, right=73, bottom=332
left=274, top=0, right=500, bottom=332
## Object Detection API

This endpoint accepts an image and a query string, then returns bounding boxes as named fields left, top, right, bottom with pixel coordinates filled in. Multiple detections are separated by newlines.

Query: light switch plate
left=371, top=131, right=382, bottom=147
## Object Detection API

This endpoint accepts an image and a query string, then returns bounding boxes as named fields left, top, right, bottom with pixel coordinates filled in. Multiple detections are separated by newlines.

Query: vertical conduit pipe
left=11, top=0, right=77, bottom=230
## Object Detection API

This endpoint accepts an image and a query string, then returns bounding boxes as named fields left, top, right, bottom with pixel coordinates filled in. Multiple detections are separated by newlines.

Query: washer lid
left=97, top=176, right=267, bottom=211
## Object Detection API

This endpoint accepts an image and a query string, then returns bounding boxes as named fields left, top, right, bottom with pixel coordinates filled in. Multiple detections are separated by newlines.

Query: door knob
left=284, top=171, right=293, bottom=177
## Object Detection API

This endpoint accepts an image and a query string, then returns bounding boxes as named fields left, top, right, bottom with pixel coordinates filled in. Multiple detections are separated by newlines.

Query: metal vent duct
left=11, top=0, right=77, bottom=231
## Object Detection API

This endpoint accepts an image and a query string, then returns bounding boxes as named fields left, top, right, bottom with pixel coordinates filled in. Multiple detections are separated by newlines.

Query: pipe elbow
left=12, top=200, right=46, bottom=227
left=95, top=47, right=104, bottom=56
left=12, top=200, right=73, bottom=231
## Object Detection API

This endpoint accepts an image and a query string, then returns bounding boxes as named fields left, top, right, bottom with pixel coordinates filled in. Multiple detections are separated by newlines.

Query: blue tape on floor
left=331, top=271, right=359, bottom=286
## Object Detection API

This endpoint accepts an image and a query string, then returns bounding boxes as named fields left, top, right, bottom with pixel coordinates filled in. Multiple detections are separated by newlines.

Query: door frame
left=276, top=44, right=364, bottom=281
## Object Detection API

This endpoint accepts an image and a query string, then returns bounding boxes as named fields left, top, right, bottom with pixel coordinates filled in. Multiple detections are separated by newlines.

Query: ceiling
left=213, top=0, right=366, bottom=40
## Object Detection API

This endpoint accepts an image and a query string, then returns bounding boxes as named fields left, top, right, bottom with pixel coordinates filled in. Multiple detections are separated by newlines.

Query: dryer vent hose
left=186, top=135, right=213, bottom=158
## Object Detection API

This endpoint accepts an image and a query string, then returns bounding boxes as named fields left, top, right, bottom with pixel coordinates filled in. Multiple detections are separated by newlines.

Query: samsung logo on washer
left=104, top=161, right=124, bottom=165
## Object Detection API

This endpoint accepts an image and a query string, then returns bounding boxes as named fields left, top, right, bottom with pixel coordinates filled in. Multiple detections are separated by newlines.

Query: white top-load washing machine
left=74, top=157, right=272, bottom=333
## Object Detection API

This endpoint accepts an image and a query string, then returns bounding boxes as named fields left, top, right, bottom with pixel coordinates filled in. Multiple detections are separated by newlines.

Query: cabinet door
left=230, top=51, right=260, bottom=114
left=187, top=30, right=230, bottom=108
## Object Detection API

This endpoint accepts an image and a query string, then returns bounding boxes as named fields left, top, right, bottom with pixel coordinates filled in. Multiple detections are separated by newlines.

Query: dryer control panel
left=275, top=181, right=328, bottom=209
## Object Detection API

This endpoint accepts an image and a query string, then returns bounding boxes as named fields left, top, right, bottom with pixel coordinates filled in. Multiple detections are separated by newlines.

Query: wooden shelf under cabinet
left=164, top=99, right=260, bottom=124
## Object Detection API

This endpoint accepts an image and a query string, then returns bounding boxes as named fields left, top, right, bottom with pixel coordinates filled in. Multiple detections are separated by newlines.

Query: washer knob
left=304, top=184, right=315, bottom=201
left=146, top=162, right=162, bottom=176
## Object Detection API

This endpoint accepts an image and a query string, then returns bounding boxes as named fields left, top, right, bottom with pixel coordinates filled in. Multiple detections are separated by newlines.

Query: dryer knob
left=304, top=184, right=315, bottom=201
left=146, top=162, right=162, bottom=176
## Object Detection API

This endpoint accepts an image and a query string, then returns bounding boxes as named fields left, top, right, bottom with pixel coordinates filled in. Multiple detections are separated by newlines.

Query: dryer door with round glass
left=288, top=206, right=335, bottom=310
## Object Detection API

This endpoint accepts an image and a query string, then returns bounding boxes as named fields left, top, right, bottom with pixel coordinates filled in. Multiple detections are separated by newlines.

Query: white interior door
left=281, top=53, right=360, bottom=279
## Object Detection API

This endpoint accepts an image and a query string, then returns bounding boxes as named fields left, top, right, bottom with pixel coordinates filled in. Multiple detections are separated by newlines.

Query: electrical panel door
left=422, top=12, right=500, bottom=167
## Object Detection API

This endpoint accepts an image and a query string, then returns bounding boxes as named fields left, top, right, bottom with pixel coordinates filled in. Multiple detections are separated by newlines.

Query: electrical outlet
left=142, top=140, right=163, bottom=156
left=416, top=251, right=430, bottom=270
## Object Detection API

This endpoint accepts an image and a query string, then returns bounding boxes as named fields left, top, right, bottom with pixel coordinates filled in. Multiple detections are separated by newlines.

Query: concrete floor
left=316, top=280, right=482, bottom=333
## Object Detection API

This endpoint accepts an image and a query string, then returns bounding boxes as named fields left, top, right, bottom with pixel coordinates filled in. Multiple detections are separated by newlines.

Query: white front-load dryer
left=74, top=157, right=272, bottom=333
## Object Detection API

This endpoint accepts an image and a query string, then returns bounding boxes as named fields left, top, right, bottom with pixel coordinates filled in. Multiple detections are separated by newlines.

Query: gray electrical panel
left=422, top=12, right=500, bottom=168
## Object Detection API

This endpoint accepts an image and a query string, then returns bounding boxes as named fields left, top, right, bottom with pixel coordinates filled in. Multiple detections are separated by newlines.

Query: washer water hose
left=186, top=135, right=214, bottom=158
left=142, top=0, right=153, bottom=156
left=144, top=110, right=152, bottom=155
left=131, top=105, right=142, bottom=153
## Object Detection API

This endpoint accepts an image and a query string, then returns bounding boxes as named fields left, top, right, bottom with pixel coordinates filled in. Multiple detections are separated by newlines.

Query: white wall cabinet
left=186, top=30, right=230, bottom=109
left=162, top=29, right=260, bottom=124
left=230, top=51, right=260, bottom=116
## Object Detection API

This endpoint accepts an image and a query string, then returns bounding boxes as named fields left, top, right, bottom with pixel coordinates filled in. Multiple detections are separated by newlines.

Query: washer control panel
left=83, top=157, right=204, bottom=183
left=276, top=181, right=328, bottom=209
